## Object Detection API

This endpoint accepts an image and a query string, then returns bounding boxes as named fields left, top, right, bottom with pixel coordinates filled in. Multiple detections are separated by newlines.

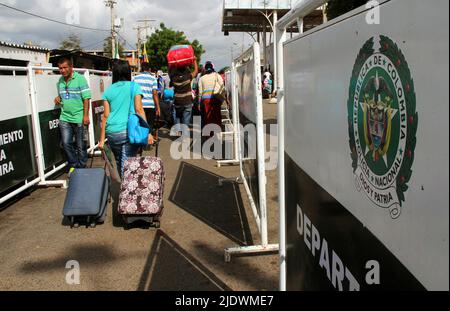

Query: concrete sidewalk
left=0, top=102, right=279, bottom=291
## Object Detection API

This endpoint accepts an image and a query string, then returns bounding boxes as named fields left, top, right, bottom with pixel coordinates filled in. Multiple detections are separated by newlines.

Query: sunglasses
left=64, top=86, right=69, bottom=99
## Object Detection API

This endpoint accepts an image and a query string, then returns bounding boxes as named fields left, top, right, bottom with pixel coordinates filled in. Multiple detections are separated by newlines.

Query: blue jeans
left=174, top=106, right=192, bottom=127
left=60, top=121, right=88, bottom=169
left=106, top=131, right=139, bottom=178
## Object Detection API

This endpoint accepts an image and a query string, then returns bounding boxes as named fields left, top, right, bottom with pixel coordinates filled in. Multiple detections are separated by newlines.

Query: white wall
left=284, top=0, right=449, bottom=290
left=1, top=76, right=31, bottom=121
left=0, top=46, right=48, bottom=66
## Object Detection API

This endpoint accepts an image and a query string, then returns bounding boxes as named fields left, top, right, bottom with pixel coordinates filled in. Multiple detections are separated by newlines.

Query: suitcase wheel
left=154, top=221, right=160, bottom=229
left=89, top=222, right=97, bottom=228
left=70, top=217, right=80, bottom=229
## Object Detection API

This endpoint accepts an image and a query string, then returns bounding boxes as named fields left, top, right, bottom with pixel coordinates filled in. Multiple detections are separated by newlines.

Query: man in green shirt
left=54, top=58, right=91, bottom=170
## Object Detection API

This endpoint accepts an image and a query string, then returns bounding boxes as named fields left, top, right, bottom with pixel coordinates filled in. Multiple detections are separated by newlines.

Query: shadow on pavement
left=138, top=230, right=231, bottom=291
left=169, top=161, right=253, bottom=246
left=19, top=244, right=121, bottom=273
left=193, top=240, right=279, bottom=291
left=0, top=168, right=67, bottom=213
left=110, top=178, right=125, bottom=228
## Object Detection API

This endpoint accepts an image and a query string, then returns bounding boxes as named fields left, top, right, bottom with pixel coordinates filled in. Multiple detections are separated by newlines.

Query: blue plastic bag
left=128, top=82, right=150, bottom=146
left=163, top=88, right=174, bottom=100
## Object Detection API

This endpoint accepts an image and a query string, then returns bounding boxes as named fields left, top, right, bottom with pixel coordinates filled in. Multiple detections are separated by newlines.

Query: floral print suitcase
left=118, top=156, right=165, bottom=228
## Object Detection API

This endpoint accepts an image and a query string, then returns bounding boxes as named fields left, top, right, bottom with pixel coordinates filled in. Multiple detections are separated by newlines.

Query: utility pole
left=134, top=19, right=155, bottom=72
left=105, top=0, right=117, bottom=58
left=138, top=19, right=156, bottom=38
left=133, top=26, right=143, bottom=72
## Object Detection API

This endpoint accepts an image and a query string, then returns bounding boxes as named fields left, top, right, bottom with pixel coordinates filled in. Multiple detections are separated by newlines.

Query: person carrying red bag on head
left=168, top=45, right=198, bottom=136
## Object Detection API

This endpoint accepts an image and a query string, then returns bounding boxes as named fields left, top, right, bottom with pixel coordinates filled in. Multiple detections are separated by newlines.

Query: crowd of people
left=54, top=54, right=226, bottom=177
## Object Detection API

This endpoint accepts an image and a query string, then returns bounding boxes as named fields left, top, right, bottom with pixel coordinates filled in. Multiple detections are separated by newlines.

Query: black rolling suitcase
left=62, top=168, right=110, bottom=228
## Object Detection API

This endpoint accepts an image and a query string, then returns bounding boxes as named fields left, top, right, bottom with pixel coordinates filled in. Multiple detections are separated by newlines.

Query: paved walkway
left=0, top=102, right=279, bottom=291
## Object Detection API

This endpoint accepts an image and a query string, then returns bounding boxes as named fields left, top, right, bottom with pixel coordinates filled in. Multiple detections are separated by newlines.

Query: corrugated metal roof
left=222, top=0, right=324, bottom=33
left=0, top=40, right=50, bottom=52
left=224, top=0, right=297, bottom=10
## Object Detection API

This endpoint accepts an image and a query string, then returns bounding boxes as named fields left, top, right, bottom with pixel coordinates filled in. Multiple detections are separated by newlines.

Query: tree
left=103, top=36, right=124, bottom=58
left=326, top=0, right=369, bottom=20
left=144, top=23, right=205, bottom=72
left=59, top=33, right=82, bottom=50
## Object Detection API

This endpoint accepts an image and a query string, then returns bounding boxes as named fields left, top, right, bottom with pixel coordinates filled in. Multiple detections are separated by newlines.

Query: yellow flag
left=142, top=44, right=149, bottom=63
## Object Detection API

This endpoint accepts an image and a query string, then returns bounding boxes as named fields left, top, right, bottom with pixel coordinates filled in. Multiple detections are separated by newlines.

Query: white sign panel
left=284, top=0, right=448, bottom=290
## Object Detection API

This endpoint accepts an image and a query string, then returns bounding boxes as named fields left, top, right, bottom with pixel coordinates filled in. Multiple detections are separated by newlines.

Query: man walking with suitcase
left=54, top=57, right=91, bottom=173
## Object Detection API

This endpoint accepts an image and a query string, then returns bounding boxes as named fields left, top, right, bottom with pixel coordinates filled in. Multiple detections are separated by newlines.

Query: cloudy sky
left=0, top=0, right=253, bottom=69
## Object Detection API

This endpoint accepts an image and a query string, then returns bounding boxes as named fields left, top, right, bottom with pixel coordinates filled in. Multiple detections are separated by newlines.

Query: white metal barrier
left=276, top=0, right=449, bottom=291
left=224, top=42, right=279, bottom=262
left=217, top=63, right=240, bottom=167
left=276, top=0, right=328, bottom=292
left=0, top=65, right=111, bottom=205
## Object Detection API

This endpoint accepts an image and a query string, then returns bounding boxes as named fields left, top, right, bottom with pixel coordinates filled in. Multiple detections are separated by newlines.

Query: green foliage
left=145, top=23, right=205, bottom=72
left=326, top=0, right=369, bottom=20
left=103, top=36, right=125, bottom=58
left=59, top=33, right=82, bottom=51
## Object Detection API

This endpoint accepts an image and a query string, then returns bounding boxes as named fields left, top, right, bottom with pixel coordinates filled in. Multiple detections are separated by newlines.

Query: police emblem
left=347, top=36, right=418, bottom=218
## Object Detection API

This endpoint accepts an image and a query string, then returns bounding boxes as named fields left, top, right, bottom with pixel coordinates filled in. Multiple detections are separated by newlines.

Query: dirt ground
left=0, top=101, right=279, bottom=291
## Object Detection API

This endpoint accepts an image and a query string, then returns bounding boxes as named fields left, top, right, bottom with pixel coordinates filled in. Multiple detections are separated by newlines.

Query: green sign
left=347, top=36, right=418, bottom=219
left=0, top=116, right=38, bottom=195
left=39, top=109, right=66, bottom=170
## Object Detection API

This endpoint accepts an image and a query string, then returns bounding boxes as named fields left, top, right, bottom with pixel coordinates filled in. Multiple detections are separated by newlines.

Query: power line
left=81, top=39, right=107, bottom=50
left=117, top=33, right=136, bottom=50
left=0, top=2, right=109, bottom=32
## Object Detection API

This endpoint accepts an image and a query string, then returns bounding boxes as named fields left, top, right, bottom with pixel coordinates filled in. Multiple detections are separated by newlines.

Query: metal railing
left=217, top=64, right=240, bottom=167
left=0, top=65, right=110, bottom=205
left=275, top=0, right=328, bottom=292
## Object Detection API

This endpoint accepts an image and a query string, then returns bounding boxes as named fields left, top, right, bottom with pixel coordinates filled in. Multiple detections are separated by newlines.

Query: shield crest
left=363, top=73, right=394, bottom=162
left=368, top=104, right=388, bottom=150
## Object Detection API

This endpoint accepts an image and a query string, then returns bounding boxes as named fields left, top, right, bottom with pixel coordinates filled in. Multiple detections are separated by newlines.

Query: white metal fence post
left=27, top=66, right=46, bottom=183
left=276, top=25, right=287, bottom=292
left=232, top=62, right=240, bottom=162
left=275, top=0, right=330, bottom=292
left=253, top=42, right=268, bottom=248
left=224, top=43, right=279, bottom=262
left=273, top=10, right=278, bottom=92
